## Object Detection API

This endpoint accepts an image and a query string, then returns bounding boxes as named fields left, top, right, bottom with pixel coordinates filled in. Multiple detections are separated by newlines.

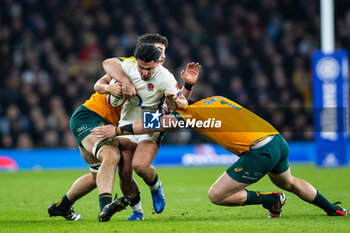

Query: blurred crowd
left=1, top=0, right=350, bottom=148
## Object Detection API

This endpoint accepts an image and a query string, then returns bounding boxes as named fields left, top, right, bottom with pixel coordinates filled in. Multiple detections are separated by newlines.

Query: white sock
left=149, top=180, right=160, bottom=191
left=131, top=201, right=143, bottom=213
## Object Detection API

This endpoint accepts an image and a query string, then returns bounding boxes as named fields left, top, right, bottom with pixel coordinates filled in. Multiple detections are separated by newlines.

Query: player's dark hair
left=134, top=44, right=161, bottom=63
left=136, top=33, right=168, bottom=48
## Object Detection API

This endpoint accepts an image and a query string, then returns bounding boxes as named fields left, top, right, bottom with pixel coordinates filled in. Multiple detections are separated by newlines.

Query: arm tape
left=116, top=124, right=134, bottom=135
left=184, top=83, right=194, bottom=90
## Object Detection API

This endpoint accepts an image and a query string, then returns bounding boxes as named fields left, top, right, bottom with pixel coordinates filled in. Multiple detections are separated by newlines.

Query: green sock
left=56, top=194, right=73, bottom=211
left=244, top=190, right=276, bottom=206
left=311, top=191, right=337, bottom=212
left=99, top=193, right=112, bottom=211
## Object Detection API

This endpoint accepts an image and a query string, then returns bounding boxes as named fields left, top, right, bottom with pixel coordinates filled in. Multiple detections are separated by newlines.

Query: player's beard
left=141, top=75, right=151, bottom=81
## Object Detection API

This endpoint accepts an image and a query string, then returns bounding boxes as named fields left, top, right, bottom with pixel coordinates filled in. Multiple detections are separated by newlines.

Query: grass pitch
left=0, top=165, right=349, bottom=233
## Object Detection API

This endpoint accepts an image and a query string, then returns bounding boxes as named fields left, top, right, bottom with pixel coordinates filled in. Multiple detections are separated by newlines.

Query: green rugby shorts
left=70, top=105, right=110, bottom=146
left=226, top=134, right=290, bottom=184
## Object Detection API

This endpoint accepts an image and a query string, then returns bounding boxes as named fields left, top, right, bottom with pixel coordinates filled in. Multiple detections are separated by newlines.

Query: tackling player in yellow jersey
left=48, top=56, right=136, bottom=222
left=92, top=95, right=348, bottom=218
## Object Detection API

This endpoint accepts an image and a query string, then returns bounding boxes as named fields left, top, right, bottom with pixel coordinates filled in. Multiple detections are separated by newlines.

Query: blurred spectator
left=1, top=0, right=350, bottom=148
left=42, top=130, right=60, bottom=148
left=62, top=130, right=77, bottom=149
left=16, top=133, right=34, bottom=149
left=1, top=134, right=14, bottom=148
left=79, top=32, right=104, bottom=78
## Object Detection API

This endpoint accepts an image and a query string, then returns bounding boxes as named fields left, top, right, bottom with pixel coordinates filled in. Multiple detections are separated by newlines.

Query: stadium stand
left=1, top=0, right=350, bottom=148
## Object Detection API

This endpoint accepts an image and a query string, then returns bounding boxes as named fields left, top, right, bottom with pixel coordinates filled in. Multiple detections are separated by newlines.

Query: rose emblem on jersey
left=147, top=83, right=154, bottom=91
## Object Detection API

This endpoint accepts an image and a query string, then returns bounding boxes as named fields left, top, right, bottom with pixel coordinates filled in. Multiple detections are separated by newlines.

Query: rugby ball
left=106, top=79, right=126, bottom=107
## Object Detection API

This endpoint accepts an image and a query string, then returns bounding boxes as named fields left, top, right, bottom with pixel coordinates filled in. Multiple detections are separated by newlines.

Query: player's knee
left=132, top=161, right=149, bottom=175
left=92, top=137, right=119, bottom=161
left=208, top=187, right=222, bottom=205
left=99, top=146, right=120, bottom=164
left=278, top=176, right=296, bottom=192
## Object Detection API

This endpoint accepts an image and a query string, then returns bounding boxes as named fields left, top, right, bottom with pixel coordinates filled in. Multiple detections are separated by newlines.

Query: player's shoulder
left=120, top=57, right=137, bottom=70
left=121, top=57, right=136, bottom=64
left=156, top=65, right=175, bottom=79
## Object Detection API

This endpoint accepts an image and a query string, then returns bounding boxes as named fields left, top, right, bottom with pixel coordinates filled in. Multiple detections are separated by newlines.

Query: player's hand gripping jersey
left=119, top=58, right=180, bottom=126
left=174, top=96, right=279, bottom=155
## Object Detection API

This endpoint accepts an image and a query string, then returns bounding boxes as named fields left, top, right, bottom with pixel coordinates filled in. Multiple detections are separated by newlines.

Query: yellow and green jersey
left=174, top=96, right=279, bottom=155
left=82, top=92, right=122, bottom=126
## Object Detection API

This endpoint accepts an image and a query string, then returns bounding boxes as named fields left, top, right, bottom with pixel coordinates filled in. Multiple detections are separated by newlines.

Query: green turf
left=0, top=165, right=349, bottom=233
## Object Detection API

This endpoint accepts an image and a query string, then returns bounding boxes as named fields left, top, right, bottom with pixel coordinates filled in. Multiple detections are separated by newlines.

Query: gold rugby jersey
left=175, top=96, right=279, bottom=155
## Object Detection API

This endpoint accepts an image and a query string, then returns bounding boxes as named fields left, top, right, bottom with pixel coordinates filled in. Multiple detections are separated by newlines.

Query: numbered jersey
left=119, top=58, right=180, bottom=125
left=175, top=96, right=279, bottom=155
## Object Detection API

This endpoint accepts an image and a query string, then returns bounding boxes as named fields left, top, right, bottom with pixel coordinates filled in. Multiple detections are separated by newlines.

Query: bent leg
left=268, top=168, right=317, bottom=202
left=82, top=135, right=120, bottom=195
left=132, top=140, right=159, bottom=183
left=209, top=171, right=286, bottom=219
left=66, top=146, right=97, bottom=203
left=118, top=138, right=139, bottom=198
left=92, top=145, right=120, bottom=195
left=268, top=168, right=347, bottom=215
left=81, top=134, right=120, bottom=211
left=48, top=146, right=97, bottom=221
left=67, top=173, right=97, bottom=202
left=132, top=140, right=165, bottom=214
left=118, top=138, right=143, bottom=219
left=208, top=172, right=249, bottom=206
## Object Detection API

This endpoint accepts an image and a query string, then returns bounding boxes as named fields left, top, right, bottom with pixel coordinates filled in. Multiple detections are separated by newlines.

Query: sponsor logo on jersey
left=76, top=125, right=88, bottom=133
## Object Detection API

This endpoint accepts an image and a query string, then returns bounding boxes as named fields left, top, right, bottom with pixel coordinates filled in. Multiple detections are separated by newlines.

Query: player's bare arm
left=93, top=74, right=123, bottom=97
left=103, top=58, right=136, bottom=99
left=180, top=62, right=201, bottom=99
left=94, top=74, right=112, bottom=94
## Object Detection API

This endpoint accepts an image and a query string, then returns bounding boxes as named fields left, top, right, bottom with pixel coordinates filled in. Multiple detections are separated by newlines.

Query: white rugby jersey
left=119, top=58, right=180, bottom=125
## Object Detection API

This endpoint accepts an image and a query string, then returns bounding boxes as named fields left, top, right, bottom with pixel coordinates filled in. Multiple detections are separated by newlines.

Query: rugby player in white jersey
left=95, top=37, right=200, bottom=220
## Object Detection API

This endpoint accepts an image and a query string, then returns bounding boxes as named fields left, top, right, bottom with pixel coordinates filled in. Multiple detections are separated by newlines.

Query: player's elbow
left=103, top=58, right=120, bottom=70
left=93, top=81, right=100, bottom=92
left=93, top=76, right=107, bottom=93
